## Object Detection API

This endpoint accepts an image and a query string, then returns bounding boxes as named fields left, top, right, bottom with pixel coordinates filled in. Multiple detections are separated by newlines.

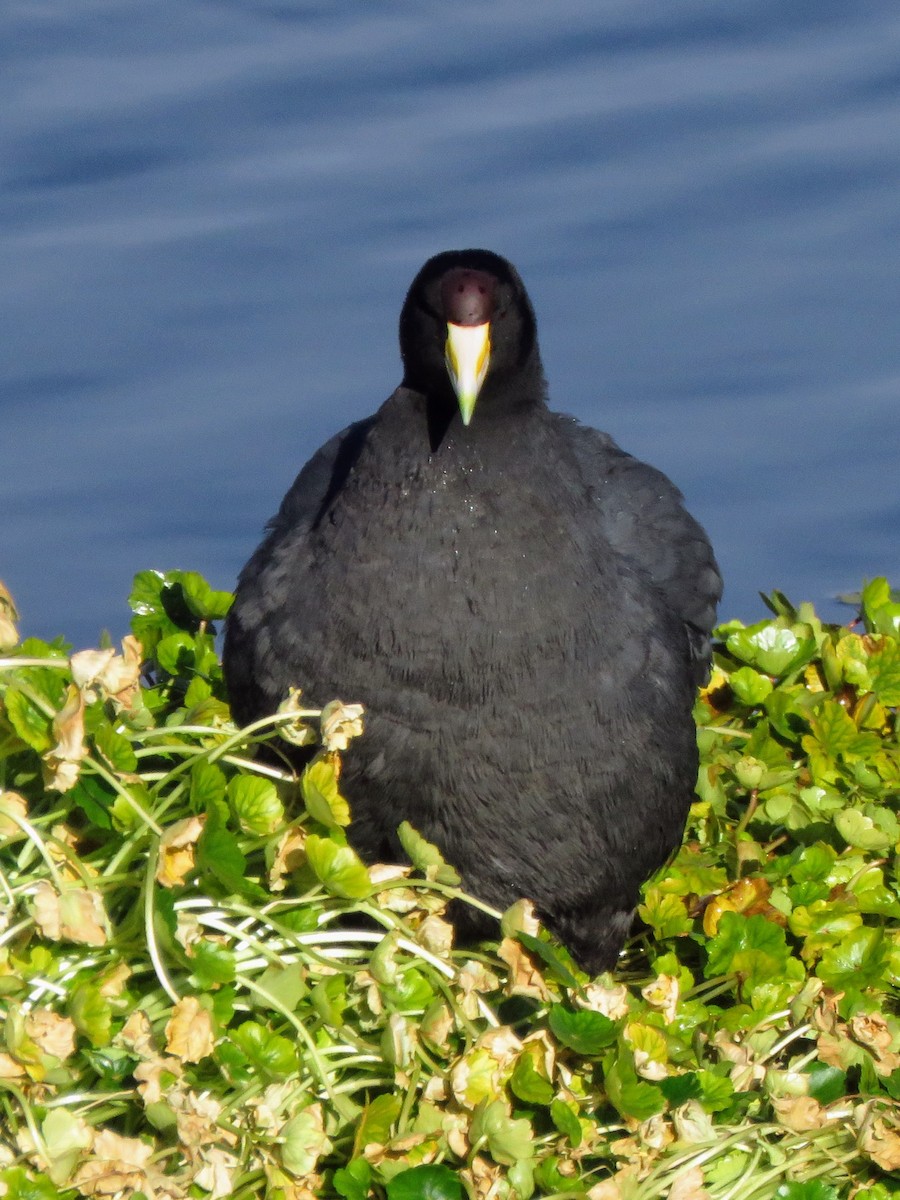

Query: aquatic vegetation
left=0, top=571, right=897, bottom=1199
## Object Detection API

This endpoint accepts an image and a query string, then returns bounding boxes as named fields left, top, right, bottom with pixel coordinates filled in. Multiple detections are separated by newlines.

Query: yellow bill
left=445, top=321, right=491, bottom=425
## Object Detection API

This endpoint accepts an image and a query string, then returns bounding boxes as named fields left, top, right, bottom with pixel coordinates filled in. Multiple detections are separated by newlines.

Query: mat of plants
left=0, top=571, right=897, bottom=1200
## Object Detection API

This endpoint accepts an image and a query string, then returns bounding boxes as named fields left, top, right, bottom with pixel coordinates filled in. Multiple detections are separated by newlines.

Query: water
left=3, top=0, right=899, bottom=649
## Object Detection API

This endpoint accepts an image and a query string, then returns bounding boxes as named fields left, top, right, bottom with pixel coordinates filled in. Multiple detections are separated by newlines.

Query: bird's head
left=399, top=249, right=543, bottom=428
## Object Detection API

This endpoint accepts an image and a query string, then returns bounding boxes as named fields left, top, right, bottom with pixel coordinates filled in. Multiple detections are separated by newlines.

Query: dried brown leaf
left=703, top=877, right=775, bottom=936
left=97, top=960, right=132, bottom=998
left=31, top=881, right=109, bottom=946
left=194, top=1147, right=238, bottom=1199
left=24, top=1010, right=76, bottom=1061
left=70, top=1129, right=156, bottom=1198
left=462, top=1155, right=503, bottom=1200
left=497, top=936, right=551, bottom=1000
left=0, top=790, right=28, bottom=838
left=576, top=979, right=630, bottom=1020
left=70, top=637, right=143, bottom=708
left=269, top=827, right=308, bottom=892
left=641, top=974, right=680, bottom=1025
left=859, top=1112, right=900, bottom=1171
left=156, top=816, right=205, bottom=888
left=0, top=581, right=19, bottom=648
left=772, top=1095, right=828, bottom=1132
left=417, top=914, right=454, bottom=957
left=849, top=1012, right=900, bottom=1075
left=319, top=699, right=364, bottom=751
left=118, top=1010, right=155, bottom=1057
left=668, top=1165, right=711, bottom=1200
left=0, top=1052, right=26, bottom=1080
left=502, top=898, right=541, bottom=937
left=133, top=1056, right=184, bottom=1104
left=43, top=684, right=87, bottom=792
left=165, top=996, right=215, bottom=1063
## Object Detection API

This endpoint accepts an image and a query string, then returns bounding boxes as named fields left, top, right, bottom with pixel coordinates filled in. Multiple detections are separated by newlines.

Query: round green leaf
left=730, top=667, right=773, bottom=706
left=547, top=1005, right=618, bottom=1055
left=387, top=1164, right=462, bottom=1200
left=302, top=758, right=350, bottom=828
left=306, top=833, right=371, bottom=898
left=227, top=774, right=284, bottom=835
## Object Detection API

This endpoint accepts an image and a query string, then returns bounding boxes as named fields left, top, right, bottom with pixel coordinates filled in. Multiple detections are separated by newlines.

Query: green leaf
left=68, top=982, right=113, bottom=1048
left=129, top=569, right=180, bottom=652
left=190, top=759, right=227, bottom=810
left=227, top=774, right=284, bottom=835
left=281, top=1107, right=333, bottom=1176
left=69, top=774, right=115, bottom=830
left=775, top=1182, right=840, bottom=1200
left=789, top=844, right=835, bottom=884
left=178, top=571, right=233, bottom=621
left=789, top=900, right=861, bottom=957
left=549, top=1099, right=582, bottom=1147
left=196, top=804, right=250, bottom=895
left=510, top=1050, right=554, bottom=1105
left=868, top=640, right=900, bottom=705
left=834, top=807, right=893, bottom=851
left=804, top=1064, right=847, bottom=1105
left=849, top=867, right=900, bottom=918
left=805, top=700, right=858, bottom=758
left=726, top=621, right=816, bottom=676
left=334, top=1159, right=372, bottom=1200
left=533, top=1157, right=573, bottom=1193
left=817, top=926, right=888, bottom=991
left=190, top=940, right=236, bottom=987
left=603, top=1055, right=665, bottom=1121
left=255, top=962, right=306, bottom=1011
left=352, top=1093, right=402, bottom=1158
left=659, top=1072, right=703, bottom=1106
left=696, top=1069, right=736, bottom=1112
left=470, top=1098, right=534, bottom=1165
left=306, top=833, right=371, bottom=899
left=508, top=1158, right=535, bottom=1200
left=861, top=577, right=900, bottom=636
left=387, top=1164, right=463, bottom=1200
left=397, top=821, right=461, bottom=886
left=384, top=965, right=435, bottom=1012
left=311, top=973, right=347, bottom=1026
left=155, top=631, right=196, bottom=674
left=93, top=722, right=137, bottom=773
left=230, top=1020, right=298, bottom=1080
left=637, top=887, right=692, bottom=939
left=302, top=758, right=351, bottom=828
left=184, top=674, right=212, bottom=707
left=129, top=569, right=167, bottom=617
left=548, top=1005, right=618, bottom=1055
left=0, top=1166, right=61, bottom=1200
left=40, top=1107, right=92, bottom=1186
left=705, top=912, right=792, bottom=993
left=3, top=688, right=52, bottom=751
left=729, top=667, right=773, bottom=706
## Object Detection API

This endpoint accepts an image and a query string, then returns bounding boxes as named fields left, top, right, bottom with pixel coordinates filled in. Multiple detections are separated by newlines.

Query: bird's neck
left=422, top=367, right=548, bottom=452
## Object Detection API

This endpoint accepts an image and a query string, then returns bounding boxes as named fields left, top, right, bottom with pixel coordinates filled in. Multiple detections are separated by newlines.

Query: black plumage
left=223, top=249, right=721, bottom=974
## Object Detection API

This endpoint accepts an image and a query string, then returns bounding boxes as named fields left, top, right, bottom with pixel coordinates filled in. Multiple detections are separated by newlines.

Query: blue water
left=3, top=1, right=899, bottom=648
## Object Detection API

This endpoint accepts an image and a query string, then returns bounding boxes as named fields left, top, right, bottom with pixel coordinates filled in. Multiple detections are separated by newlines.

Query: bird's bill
left=445, top=321, right=491, bottom=425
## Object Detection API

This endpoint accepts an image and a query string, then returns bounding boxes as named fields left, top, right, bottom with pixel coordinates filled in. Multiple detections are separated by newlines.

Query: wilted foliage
left=0, top=570, right=897, bottom=1200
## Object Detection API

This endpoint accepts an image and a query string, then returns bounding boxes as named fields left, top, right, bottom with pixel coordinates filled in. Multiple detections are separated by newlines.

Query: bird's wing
left=267, top=416, right=376, bottom=537
left=555, top=415, right=722, bottom=682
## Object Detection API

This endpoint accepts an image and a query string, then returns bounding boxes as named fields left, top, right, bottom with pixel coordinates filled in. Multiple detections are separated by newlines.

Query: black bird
left=223, top=250, right=721, bottom=973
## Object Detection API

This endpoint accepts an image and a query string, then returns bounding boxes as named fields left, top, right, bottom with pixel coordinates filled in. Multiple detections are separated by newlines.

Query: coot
left=223, top=249, right=721, bottom=973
